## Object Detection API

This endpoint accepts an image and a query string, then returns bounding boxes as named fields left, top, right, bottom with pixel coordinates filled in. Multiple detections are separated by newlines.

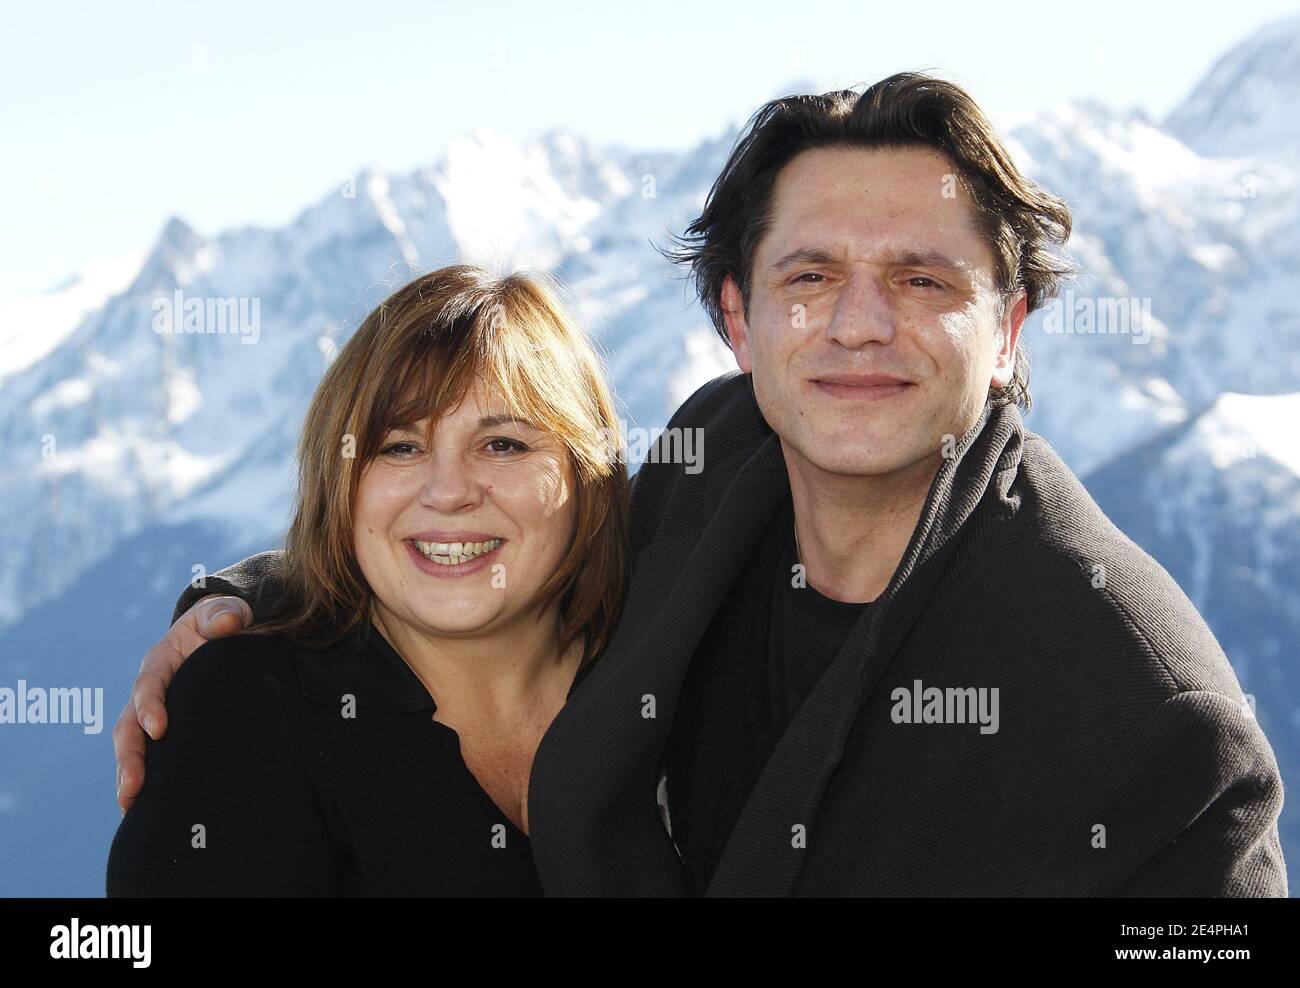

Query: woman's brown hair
left=252, top=263, right=630, bottom=668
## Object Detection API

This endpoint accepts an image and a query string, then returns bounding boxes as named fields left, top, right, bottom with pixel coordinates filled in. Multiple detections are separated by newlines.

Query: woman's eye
left=380, top=441, right=420, bottom=457
left=485, top=437, right=528, bottom=456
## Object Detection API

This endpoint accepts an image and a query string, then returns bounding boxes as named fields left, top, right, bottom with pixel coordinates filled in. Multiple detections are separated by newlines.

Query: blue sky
left=3, top=0, right=1298, bottom=300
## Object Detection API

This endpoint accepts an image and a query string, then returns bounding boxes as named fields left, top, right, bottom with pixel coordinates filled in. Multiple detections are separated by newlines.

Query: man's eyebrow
left=770, top=247, right=842, bottom=271
left=769, top=245, right=966, bottom=271
left=890, top=248, right=964, bottom=270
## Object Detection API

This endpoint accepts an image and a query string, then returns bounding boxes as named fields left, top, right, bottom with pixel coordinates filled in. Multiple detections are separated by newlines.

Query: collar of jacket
left=528, top=373, right=1027, bottom=896
left=294, top=619, right=438, bottom=714
left=705, top=390, right=1026, bottom=895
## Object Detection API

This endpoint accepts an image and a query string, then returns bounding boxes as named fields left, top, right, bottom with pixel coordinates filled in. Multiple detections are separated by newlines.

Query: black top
left=500, top=374, right=1288, bottom=897
left=768, top=518, right=872, bottom=741
left=107, top=621, right=545, bottom=896
left=163, top=374, right=1290, bottom=897
left=665, top=496, right=871, bottom=894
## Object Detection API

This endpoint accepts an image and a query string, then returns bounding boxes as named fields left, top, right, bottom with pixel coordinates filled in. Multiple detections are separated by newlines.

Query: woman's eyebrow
left=477, top=414, right=539, bottom=430
left=384, top=420, right=423, bottom=434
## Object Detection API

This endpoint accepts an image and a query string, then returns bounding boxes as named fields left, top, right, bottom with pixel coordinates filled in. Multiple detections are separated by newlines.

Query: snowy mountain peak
left=3, top=24, right=1300, bottom=647
left=1165, top=14, right=1300, bottom=161
left=127, top=216, right=210, bottom=293
left=1191, top=392, right=1300, bottom=476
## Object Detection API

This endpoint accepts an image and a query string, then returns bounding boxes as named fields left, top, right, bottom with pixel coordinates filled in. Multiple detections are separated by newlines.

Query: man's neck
left=782, top=446, right=943, bottom=604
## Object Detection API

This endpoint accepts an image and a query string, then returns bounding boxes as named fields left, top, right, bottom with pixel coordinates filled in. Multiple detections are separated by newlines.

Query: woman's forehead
left=384, top=386, right=540, bottom=433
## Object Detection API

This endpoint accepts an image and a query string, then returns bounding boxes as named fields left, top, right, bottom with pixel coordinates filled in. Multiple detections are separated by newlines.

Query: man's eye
left=905, top=276, right=942, bottom=289
left=792, top=272, right=825, bottom=284
left=486, top=438, right=528, bottom=456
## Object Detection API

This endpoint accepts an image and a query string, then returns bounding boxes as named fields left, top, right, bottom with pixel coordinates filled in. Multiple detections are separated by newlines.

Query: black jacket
left=108, top=622, right=543, bottom=896
left=174, top=371, right=1288, bottom=896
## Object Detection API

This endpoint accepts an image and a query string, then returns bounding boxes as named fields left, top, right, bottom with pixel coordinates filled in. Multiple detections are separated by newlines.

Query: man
left=114, top=72, right=1287, bottom=896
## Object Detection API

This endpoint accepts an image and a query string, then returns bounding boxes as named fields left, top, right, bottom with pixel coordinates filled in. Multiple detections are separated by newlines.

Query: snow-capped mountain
left=1166, top=13, right=1300, bottom=162
left=0, top=129, right=732, bottom=627
left=1009, top=101, right=1300, bottom=472
left=2, top=16, right=1299, bottom=895
left=1085, top=393, right=1300, bottom=855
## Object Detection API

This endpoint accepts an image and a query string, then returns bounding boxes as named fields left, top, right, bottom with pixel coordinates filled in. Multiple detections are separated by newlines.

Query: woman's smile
left=403, top=536, right=507, bottom=578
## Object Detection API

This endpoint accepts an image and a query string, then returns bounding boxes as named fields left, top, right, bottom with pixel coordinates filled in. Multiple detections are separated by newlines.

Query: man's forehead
left=776, top=143, right=956, bottom=190
left=758, top=212, right=991, bottom=270
left=767, top=146, right=976, bottom=219
left=760, top=151, right=989, bottom=267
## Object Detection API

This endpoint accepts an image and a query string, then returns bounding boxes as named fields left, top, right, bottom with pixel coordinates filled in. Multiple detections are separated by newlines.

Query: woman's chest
left=302, top=712, right=543, bottom=895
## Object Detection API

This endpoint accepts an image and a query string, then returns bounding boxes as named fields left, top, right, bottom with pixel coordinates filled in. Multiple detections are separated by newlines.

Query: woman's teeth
left=412, top=538, right=502, bottom=566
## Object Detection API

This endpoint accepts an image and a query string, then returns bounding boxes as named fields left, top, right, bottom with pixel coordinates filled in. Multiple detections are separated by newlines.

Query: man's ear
left=720, top=275, right=753, bottom=373
left=991, top=289, right=1028, bottom=389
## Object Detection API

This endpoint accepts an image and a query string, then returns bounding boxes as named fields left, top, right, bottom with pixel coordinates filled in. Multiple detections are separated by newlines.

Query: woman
left=107, top=264, right=630, bottom=895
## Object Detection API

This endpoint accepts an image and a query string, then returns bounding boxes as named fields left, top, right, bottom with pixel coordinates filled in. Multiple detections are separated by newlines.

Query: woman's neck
left=371, top=605, right=582, bottom=726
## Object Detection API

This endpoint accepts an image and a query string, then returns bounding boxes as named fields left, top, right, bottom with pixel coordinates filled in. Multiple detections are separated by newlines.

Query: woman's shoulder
left=184, top=629, right=298, bottom=671
left=171, top=631, right=303, bottom=712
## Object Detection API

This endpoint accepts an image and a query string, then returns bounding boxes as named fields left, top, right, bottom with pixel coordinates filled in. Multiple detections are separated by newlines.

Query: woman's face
left=353, top=378, right=578, bottom=640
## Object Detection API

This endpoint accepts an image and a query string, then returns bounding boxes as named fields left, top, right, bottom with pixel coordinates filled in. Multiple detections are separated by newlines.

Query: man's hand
left=113, top=595, right=253, bottom=813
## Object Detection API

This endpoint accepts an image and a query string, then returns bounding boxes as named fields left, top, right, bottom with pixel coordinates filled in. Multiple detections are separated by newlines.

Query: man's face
left=723, top=145, right=1026, bottom=479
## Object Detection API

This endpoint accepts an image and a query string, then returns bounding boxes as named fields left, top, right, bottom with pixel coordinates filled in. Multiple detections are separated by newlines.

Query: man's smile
left=809, top=372, right=916, bottom=401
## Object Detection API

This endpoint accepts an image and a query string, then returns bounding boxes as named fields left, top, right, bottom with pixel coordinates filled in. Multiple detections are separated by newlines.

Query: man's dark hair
left=661, top=71, right=1075, bottom=410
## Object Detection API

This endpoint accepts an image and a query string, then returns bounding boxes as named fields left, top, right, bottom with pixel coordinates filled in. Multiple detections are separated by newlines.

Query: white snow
left=0, top=251, right=144, bottom=379
left=1197, top=392, right=1300, bottom=477
left=3, top=16, right=1300, bottom=633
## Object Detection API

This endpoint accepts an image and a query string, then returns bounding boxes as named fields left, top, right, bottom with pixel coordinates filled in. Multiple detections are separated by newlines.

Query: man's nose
left=825, top=271, right=897, bottom=348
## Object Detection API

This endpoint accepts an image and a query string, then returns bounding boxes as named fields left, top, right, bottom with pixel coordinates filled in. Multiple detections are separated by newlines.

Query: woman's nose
left=416, top=453, right=483, bottom=511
